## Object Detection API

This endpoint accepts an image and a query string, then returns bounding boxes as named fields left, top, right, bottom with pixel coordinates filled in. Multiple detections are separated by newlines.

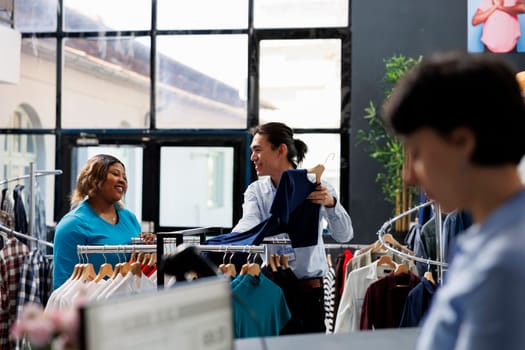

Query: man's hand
left=307, top=184, right=336, bottom=208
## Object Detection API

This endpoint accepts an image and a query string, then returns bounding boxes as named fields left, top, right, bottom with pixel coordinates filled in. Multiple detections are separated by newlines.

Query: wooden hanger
left=326, top=253, right=333, bottom=268
left=130, top=261, right=143, bottom=277
left=268, top=253, right=278, bottom=272
left=424, top=271, right=436, bottom=286
left=383, top=233, right=415, bottom=256
left=394, top=263, right=409, bottom=276
left=111, top=263, right=122, bottom=279
left=355, top=240, right=386, bottom=256
left=94, top=262, right=114, bottom=283
left=70, top=263, right=82, bottom=280
left=246, top=263, right=261, bottom=276
left=280, top=254, right=289, bottom=269
left=147, top=253, right=157, bottom=267
left=80, top=263, right=97, bottom=282
left=221, top=263, right=237, bottom=278
left=274, top=254, right=281, bottom=269
left=119, top=261, right=131, bottom=276
left=307, top=164, right=325, bottom=184
left=376, top=255, right=396, bottom=270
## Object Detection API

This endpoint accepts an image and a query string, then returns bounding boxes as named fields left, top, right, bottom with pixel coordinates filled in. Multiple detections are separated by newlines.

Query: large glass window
left=159, top=146, right=234, bottom=228
left=157, top=0, right=248, bottom=30
left=259, top=39, right=341, bottom=128
left=0, top=38, right=56, bottom=129
left=64, top=0, right=151, bottom=32
left=62, top=37, right=150, bottom=129
left=254, top=0, right=348, bottom=28
left=156, top=35, right=248, bottom=129
left=0, top=134, right=56, bottom=225
left=15, top=0, right=57, bottom=32
left=6, top=1, right=350, bottom=230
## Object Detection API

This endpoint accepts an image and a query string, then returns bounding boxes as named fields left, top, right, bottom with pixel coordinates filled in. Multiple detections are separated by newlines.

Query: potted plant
left=357, top=54, right=422, bottom=234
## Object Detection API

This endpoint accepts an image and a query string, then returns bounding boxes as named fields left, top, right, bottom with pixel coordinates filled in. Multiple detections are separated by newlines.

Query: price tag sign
left=81, top=277, right=233, bottom=350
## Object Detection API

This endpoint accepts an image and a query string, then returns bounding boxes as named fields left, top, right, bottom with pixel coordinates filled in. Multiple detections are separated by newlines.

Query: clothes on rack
left=333, top=245, right=418, bottom=333
left=16, top=248, right=54, bottom=319
left=413, top=210, right=472, bottom=281
left=231, top=272, right=291, bottom=338
left=13, top=184, right=28, bottom=237
left=399, top=276, right=437, bottom=327
left=0, top=188, right=14, bottom=231
left=332, top=249, right=351, bottom=322
left=0, top=237, right=30, bottom=349
left=33, top=183, right=48, bottom=252
left=46, top=256, right=157, bottom=313
left=359, top=270, right=420, bottom=330
left=441, top=210, right=473, bottom=265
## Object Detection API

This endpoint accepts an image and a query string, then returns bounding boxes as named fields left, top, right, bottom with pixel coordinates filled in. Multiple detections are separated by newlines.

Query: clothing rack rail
left=76, top=243, right=267, bottom=255
left=0, top=222, right=54, bottom=248
left=377, top=200, right=448, bottom=280
left=261, top=237, right=369, bottom=250
left=132, top=236, right=369, bottom=251
left=0, top=169, right=63, bottom=186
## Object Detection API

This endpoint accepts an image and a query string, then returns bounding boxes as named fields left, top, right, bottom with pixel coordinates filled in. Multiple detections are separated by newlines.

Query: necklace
left=99, top=211, right=117, bottom=223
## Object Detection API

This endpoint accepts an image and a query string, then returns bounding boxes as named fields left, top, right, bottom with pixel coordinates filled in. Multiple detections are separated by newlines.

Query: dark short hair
left=382, top=52, right=525, bottom=165
left=251, top=122, right=308, bottom=168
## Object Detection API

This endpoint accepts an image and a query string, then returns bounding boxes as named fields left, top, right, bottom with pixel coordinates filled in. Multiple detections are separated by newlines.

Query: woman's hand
left=139, top=232, right=156, bottom=243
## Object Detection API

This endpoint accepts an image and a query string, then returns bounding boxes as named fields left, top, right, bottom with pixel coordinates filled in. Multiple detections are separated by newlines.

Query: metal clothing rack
left=77, top=238, right=268, bottom=289
left=0, top=163, right=62, bottom=249
left=376, top=200, right=448, bottom=282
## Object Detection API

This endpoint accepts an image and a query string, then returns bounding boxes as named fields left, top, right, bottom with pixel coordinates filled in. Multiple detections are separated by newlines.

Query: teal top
left=52, top=200, right=141, bottom=290
left=231, top=273, right=291, bottom=338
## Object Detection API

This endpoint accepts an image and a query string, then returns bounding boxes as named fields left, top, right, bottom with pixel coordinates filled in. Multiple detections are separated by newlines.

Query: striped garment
left=323, top=265, right=336, bottom=333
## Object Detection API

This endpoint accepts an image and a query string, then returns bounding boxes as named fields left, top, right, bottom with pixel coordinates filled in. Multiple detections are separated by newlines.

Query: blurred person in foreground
left=382, top=51, right=525, bottom=350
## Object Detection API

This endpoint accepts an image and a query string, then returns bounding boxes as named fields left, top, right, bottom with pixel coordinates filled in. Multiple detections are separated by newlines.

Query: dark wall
left=348, top=0, right=525, bottom=243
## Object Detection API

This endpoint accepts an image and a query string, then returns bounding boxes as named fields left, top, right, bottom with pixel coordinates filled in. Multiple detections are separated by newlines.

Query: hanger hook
left=323, top=152, right=335, bottom=165
left=223, top=248, right=228, bottom=265
left=229, top=252, right=235, bottom=264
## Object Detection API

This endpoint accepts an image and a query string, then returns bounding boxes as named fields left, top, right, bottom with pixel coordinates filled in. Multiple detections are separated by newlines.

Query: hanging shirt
left=13, top=185, right=28, bottom=245
left=360, top=271, right=421, bottom=330
left=52, top=200, right=141, bottom=290
left=399, top=276, right=437, bottom=327
left=16, top=248, right=53, bottom=318
left=0, top=237, right=30, bottom=349
left=416, top=189, right=525, bottom=350
left=334, top=259, right=395, bottom=333
left=323, top=263, right=337, bottom=333
left=231, top=273, right=291, bottom=338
